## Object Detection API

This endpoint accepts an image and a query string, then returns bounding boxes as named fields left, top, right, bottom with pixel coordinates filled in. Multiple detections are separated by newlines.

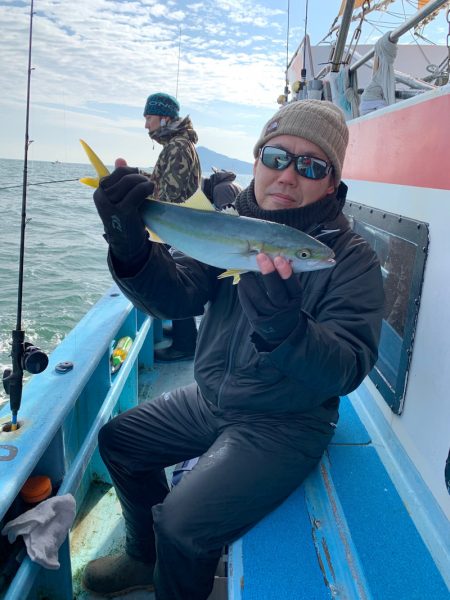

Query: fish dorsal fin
left=182, top=187, right=215, bottom=211
left=79, top=139, right=110, bottom=187
left=217, top=269, right=246, bottom=285
left=144, top=187, right=212, bottom=241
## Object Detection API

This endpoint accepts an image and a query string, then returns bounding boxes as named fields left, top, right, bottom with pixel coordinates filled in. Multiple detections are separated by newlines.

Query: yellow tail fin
left=79, top=139, right=110, bottom=187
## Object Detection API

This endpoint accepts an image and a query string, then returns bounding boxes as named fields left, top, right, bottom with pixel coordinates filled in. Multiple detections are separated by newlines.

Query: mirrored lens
left=295, top=156, right=328, bottom=179
left=261, top=147, right=291, bottom=170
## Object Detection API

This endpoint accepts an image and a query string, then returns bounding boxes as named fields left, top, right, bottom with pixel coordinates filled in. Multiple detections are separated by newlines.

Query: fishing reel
left=20, top=342, right=49, bottom=374
left=2, top=341, right=48, bottom=395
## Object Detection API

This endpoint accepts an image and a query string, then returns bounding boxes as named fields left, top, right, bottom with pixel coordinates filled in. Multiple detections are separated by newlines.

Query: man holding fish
left=83, top=99, right=384, bottom=599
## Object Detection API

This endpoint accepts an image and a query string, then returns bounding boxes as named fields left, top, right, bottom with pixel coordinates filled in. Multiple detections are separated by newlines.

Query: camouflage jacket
left=150, top=116, right=201, bottom=203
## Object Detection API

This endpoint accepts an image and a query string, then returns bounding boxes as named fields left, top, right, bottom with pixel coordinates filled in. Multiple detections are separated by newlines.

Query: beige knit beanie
left=253, top=100, right=349, bottom=184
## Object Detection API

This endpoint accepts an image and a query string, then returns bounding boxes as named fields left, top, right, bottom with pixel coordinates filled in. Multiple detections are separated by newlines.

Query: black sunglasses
left=260, top=146, right=332, bottom=180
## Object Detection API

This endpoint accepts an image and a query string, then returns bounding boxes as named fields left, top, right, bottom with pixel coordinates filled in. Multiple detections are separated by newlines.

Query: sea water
left=0, top=159, right=114, bottom=406
left=0, top=158, right=252, bottom=408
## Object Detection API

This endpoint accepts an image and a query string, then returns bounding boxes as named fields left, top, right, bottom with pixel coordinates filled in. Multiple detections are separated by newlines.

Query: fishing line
left=1, top=178, right=79, bottom=191
left=0, top=178, right=79, bottom=191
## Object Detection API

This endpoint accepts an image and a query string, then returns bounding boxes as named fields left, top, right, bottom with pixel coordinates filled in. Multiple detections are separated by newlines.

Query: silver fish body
left=140, top=200, right=335, bottom=273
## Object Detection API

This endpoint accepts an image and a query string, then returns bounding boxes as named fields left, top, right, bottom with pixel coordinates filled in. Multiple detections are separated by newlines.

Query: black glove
left=238, top=270, right=304, bottom=350
left=93, top=167, right=154, bottom=270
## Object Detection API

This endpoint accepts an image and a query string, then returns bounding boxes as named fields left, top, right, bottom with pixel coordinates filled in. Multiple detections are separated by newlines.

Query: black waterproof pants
left=98, top=383, right=337, bottom=600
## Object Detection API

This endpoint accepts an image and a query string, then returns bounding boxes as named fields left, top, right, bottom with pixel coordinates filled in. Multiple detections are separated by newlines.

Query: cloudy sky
left=0, top=0, right=447, bottom=168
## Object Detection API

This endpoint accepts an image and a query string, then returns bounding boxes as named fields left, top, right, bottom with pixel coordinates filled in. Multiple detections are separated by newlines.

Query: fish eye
left=296, top=248, right=311, bottom=259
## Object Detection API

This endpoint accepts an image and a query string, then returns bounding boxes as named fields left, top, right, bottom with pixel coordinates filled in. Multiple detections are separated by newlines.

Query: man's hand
left=257, top=253, right=293, bottom=278
left=238, top=254, right=304, bottom=349
left=93, top=167, right=154, bottom=268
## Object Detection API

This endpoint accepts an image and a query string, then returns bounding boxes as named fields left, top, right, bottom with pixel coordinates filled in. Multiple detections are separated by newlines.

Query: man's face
left=144, top=114, right=164, bottom=134
left=253, top=134, right=335, bottom=210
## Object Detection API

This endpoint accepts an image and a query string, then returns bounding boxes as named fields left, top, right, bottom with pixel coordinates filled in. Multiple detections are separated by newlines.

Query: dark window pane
left=344, top=204, right=429, bottom=413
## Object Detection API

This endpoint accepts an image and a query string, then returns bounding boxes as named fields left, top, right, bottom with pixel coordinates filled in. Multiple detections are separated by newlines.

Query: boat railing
left=0, top=284, right=159, bottom=600
left=313, top=0, right=449, bottom=83
left=348, top=0, right=449, bottom=75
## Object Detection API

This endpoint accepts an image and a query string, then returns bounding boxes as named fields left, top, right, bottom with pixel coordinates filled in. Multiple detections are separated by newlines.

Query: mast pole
left=331, top=0, right=356, bottom=72
left=284, top=0, right=290, bottom=96
left=301, top=0, right=309, bottom=83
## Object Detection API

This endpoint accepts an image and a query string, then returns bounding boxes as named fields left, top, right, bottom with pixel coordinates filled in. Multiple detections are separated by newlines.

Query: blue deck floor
left=229, top=395, right=450, bottom=599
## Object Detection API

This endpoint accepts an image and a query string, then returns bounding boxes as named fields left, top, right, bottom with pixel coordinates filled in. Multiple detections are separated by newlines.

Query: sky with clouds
left=0, top=0, right=447, bottom=168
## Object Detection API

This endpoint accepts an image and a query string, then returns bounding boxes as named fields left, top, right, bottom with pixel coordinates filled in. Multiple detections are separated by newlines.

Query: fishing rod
left=2, top=0, right=48, bottom=431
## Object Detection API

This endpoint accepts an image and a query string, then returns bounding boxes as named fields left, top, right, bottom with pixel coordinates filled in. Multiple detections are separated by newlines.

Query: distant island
left=197, top=146, right=253, bottom=175
left=29, top=146, right=254, bottom=174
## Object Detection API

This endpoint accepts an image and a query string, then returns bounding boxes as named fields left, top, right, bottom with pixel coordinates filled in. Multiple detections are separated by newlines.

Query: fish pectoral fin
left=79, top=176, right=100, bottom=188
left=146, top=227, right=165, bottom=243
left=181, top=187, right=215, bottom=211
left=79, top=139, right=110, bottom=187
left=217, top=269, right=246, bottom=285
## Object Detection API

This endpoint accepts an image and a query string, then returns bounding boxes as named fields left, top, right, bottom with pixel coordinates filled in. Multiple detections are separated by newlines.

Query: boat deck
left=3, top=302, right=448, bottom=599
left=72, top=371, right=450, bottom=599
left=72, top=335, right=195, bottom=600
left=228, top=391, right=450, bottom=599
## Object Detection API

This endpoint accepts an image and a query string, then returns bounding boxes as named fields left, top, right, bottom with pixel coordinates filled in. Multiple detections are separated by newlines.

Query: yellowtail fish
left=80, top=140, right=335, bottom=283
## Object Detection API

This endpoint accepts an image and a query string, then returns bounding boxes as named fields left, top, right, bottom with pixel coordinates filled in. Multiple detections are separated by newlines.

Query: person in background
left=202, top=167, right=242, bottom=210
left=143, top=92, right=201, bottom=361
left=83, top=99, right=384, bottom=599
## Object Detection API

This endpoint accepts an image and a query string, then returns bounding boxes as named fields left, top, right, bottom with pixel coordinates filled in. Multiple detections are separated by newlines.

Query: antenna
left=2, top=0, right=48, bottom=431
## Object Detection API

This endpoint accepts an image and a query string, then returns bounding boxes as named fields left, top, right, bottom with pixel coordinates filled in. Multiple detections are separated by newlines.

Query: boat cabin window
left=343, top=203, right=429, bottom=414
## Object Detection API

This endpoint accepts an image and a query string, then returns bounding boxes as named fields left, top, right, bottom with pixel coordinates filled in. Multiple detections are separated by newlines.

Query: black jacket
left=202, top=170, right=243, bottom=210
left=110, top=196, right=384, bottom=415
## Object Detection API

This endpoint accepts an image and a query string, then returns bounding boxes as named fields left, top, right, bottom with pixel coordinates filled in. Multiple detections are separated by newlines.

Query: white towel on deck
left=1, top=494, right=76, bottom=569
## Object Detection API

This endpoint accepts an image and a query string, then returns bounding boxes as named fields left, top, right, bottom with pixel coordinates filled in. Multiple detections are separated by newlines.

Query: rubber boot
left=82, top=552, right=154, bottom=597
